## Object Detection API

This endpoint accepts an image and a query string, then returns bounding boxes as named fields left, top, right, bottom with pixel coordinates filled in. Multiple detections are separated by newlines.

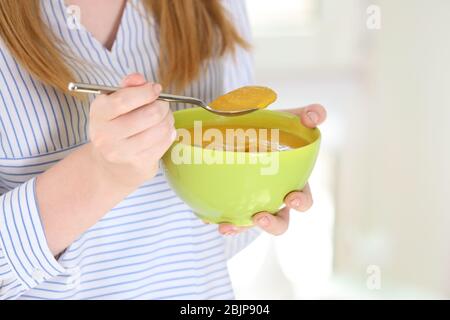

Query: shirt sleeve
left=224, top=228, right=262, bottom=260
left=0, top=178, right=66, bottom=300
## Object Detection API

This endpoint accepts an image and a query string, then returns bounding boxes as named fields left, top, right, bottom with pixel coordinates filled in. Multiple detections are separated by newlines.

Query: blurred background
left=228, top=0, right=450, bottom=299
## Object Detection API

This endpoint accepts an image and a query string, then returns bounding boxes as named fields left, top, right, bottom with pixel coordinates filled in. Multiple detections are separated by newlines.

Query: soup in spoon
left=209, top=86, right=277, bottom=112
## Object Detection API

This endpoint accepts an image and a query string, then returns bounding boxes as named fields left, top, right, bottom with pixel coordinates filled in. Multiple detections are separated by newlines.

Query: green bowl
left=162, top=107, right=321, bottom=226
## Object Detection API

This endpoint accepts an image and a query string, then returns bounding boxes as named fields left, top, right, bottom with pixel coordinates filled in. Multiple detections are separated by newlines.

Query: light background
left=228, top=0, right=450, bottom=299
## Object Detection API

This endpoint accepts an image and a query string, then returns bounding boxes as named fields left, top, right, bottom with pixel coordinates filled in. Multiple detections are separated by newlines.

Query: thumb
left=121, top=73, right=147, bottom=88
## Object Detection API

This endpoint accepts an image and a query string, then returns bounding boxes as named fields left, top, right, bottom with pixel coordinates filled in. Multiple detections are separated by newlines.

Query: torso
left=0, top=0, right=256, bottom=299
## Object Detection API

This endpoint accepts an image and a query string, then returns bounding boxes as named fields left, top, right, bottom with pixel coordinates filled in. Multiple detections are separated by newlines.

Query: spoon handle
left=68, top=82, right=205, bottom=106
left=68, top=82, right=257, bottom=116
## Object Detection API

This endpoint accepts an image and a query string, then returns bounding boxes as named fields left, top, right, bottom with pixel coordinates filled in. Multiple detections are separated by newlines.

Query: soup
left=182, top=125, right=309, bottom=152
left=209, top=86, right=277, bottom=112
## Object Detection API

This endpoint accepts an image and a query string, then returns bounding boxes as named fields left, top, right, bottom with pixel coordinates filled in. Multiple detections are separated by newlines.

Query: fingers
left=108, top=83, right=162, bottom=120
left=129, top=108, right=176, bottom=156
left=218, top=223, right=250, bottom=236
left=92, top=74, right=163, bottom=121
left=253, top=207, right=290, bottom=236
left=217, top=208, right=291, bottom=236
left=216, top=184, right=314, bottom=236
left=109, top=100, right=171, bottom=139
left=100, top=103, right=174, bottom=163
left=289, top=104, right=327, bottom=128
left=284, top=184, right=313, bottom=212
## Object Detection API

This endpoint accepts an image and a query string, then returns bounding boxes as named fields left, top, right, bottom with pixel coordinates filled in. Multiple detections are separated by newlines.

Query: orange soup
left=183, top=125, right=308, bottom=152
left=209, top=86, right=277, bottom=112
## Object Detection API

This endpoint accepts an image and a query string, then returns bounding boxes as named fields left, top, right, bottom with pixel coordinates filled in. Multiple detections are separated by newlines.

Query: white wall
left=230, top=0, right=450, bottom=299
left=334, top=0, right=450, bottom=298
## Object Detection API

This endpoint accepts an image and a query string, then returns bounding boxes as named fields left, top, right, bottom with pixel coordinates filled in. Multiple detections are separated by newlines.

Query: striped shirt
left=0, top=0, right=259, bottom=300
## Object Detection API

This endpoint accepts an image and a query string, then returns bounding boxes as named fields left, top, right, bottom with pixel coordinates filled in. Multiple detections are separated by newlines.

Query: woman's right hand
left=89, top=73, right=176, bottom=188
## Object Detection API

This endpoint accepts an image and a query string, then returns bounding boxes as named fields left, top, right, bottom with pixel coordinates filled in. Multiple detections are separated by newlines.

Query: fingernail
left=290, top=199, right=301, bottom=208
left=257, top=216, right=270, bottom=227
left=307, top=111, right=319, bottom=124
left=153, top=83, right=162, bottom=95
left=222, top=225, right=238, bottom=234
left=122, top=74, right=132, bottom=83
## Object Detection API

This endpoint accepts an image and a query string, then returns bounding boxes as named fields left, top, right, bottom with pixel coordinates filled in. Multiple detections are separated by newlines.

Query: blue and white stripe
left=0, top=0, right=258, bottom=300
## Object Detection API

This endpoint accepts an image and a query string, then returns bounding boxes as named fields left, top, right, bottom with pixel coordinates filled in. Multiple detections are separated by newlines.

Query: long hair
left=0, top=0, right=249, bottom=94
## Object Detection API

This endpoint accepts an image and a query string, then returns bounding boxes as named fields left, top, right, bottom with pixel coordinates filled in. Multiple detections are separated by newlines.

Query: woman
left=0, top=0, right=326, bottom=299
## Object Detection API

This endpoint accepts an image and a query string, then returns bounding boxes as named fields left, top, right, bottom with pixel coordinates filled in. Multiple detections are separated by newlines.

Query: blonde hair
left=0, top=0, right=249, bottom=94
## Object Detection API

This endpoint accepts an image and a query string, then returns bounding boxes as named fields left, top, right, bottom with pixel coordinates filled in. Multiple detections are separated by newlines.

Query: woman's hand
left=38, top=73, right=177, bottom=255
left=218, top=104, right=327, bottom=236
left=89, top=73, right=176, bottom=188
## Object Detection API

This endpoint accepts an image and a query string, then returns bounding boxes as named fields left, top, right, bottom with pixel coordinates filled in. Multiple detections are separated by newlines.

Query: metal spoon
left=68, top=82, right=258, bottom=116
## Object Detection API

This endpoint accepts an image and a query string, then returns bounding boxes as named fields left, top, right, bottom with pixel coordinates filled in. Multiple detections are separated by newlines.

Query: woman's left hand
left=218, top=104, right=327, bottom=236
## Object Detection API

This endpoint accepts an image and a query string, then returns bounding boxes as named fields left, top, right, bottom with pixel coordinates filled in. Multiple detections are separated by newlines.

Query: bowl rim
left=171, top=108, right=321, bottom=156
